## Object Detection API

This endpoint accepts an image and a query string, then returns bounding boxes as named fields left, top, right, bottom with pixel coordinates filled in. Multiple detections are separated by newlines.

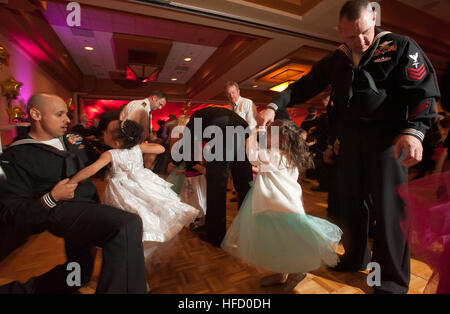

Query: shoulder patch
left=66, top=133, right=83, bottom=145
left=407, top=52, right=427, bottom=81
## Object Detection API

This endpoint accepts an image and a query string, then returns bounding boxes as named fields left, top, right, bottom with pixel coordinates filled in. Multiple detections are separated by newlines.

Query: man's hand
left=256, top=109, right=275, bottom=127
left=393, top=135, right=423, bottom=167
left=50, top=178, right=77, bottom=201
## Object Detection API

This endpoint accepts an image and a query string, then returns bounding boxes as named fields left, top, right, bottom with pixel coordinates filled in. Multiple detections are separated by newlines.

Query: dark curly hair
left=268, top=120, right=314, bottom=172
left=111, top=119, right=144, bottom=149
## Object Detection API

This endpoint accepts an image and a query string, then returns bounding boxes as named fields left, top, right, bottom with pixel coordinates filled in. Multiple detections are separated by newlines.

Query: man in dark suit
left=180, top=107, right=253, bottom=247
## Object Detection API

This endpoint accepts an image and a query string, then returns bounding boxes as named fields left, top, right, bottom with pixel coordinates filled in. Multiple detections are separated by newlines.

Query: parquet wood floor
left=0, top=178, right=433, bottom=294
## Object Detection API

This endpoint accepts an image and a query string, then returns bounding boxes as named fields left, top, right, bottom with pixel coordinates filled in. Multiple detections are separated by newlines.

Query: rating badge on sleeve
left=407, top=52, right=427, bottom=81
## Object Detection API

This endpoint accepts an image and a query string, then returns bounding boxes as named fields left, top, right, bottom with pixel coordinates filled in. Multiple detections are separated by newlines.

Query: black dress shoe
left=374, top=288, right=395, bottom=294
left=199, top=232, right=222, bottom=247
left=328, top=261, right=363, bottom=273
left=189, top=222, right=205, bottom=232
left=311, top=186, right=328, bottom=192
left=283, top=273, right=307, bottom=292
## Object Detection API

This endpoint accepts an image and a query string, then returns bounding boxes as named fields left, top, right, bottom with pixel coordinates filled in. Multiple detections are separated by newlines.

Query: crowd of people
left=0, top=0, right=448, bottom=294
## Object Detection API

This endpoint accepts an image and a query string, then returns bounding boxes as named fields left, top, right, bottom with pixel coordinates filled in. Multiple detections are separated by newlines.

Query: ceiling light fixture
left=184, top=57, right=192, bottom=62
left=84, top=46, right=94, bottom=51
left=126, top=64, right=160, bottom=82
left=270, top=81, right=294, bottom=92
left=171, top=78, right=178, bottom=81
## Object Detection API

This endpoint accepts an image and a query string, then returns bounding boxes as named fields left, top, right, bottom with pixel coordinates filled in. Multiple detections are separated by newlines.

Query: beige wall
left=0, top=33, right=72, bottom=146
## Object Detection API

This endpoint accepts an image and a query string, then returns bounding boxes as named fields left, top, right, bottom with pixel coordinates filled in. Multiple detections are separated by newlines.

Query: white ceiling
left=157, top=42, right=216, bottom=83
left=147, top=0, right=347, bottom=41
left=42, top=2, right=222, bottom=83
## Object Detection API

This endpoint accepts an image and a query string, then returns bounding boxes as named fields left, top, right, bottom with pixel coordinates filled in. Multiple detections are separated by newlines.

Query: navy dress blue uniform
left=268, top=29, right=440, bottom=293
left=0, top=133, right=148, bottom=293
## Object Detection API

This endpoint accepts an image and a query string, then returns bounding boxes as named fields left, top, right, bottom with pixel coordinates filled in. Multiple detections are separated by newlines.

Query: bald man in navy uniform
left=0, top=93, right=148, bottom=293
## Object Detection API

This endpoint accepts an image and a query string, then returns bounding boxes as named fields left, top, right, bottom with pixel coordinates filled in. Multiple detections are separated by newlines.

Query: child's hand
left=193, top=164, right=206, bottom=175
left=256, top=126, right=267, bottom=136
left=167, top=162, right=175, bottom=174
left=50, top=178, right=78, bottom=201
left=252, top=165, right=260, bottom=173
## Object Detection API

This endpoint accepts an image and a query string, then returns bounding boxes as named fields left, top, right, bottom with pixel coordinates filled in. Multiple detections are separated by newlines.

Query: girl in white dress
left=68, top=119, right=199, bottom=267
left=221, top=120, right=342, bottom=289
left=179, top=159, right=207, bottom=231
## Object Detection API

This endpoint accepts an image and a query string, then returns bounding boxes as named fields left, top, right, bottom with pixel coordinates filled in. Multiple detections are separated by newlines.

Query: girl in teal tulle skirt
left=221, top=120, right=343, bottom=288
left=167, top=161, right=186, bottom=194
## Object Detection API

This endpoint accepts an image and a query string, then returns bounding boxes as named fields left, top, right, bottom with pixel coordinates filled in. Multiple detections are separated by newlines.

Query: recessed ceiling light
left=184, top=57, right=192, bottom=62
left=171, top=78, right=178, bottom=81
left=84, top=46, right=94, bottom=51
left=252, top=85, right=258, bottom=88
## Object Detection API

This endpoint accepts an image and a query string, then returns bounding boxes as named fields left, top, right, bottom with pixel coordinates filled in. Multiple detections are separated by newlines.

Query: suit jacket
left=182, top=107, right=249, bottom=169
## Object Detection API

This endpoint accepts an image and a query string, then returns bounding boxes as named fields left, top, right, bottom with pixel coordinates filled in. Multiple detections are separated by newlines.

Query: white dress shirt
left=231, top=96, right=257, bottom=129
left=120, top=98, right=153, bottom=132
left=120, top=98, right=151, bottom=120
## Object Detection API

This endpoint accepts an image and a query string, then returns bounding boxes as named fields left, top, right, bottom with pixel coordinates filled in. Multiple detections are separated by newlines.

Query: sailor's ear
left=29, top=107, right=41, bottom=121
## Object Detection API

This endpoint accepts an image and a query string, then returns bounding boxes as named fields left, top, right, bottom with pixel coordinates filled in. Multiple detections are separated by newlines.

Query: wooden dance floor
left=0, top=177, right=432, bottom=294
